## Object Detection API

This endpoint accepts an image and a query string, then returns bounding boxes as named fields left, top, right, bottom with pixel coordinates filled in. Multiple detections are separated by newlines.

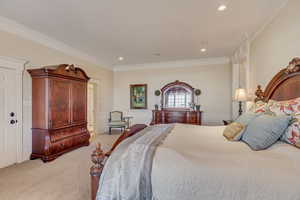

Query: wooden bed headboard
left=255, top=58, right=300, bottom=102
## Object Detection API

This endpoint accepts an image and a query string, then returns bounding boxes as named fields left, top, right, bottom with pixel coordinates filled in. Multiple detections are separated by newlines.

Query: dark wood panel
left=72, top=81, right=87, bottom=124
left=49, top=78, right=71, bottom=129
left=31, top=78, right=47, bottom=129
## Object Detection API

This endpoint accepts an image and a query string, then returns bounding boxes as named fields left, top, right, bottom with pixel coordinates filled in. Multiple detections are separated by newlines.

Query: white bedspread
left=152, top=124, right=300, bottom=200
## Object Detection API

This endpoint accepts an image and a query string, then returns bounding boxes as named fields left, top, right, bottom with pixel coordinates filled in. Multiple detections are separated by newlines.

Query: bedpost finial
left=96, top=143, right=101, bottom=150
left=255, top=85, right=264, bottom=102
left=91, top=143, right=105, bottom=167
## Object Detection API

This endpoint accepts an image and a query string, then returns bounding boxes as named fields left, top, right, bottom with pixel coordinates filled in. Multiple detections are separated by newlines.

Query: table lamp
left=234, top=88, right=247, bottom=116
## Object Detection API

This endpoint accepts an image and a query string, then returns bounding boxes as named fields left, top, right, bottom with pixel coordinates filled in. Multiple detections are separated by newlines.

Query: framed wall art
left=130, top=84, right=147, bottom=109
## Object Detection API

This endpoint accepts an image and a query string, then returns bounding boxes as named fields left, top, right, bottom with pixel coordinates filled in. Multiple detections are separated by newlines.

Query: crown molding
left=113, top=57, right=230, bottom=72
left=0, top=16, right=111, bottom=70
left=250, top=0, right=290, bottom=43
left=0, top=56, right=29, bottom=72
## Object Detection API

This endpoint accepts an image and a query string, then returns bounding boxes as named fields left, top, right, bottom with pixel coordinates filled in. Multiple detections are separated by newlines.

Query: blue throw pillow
left=242, top=114, right=292, bottom=151
left=235, top=112, right=259, bottom=126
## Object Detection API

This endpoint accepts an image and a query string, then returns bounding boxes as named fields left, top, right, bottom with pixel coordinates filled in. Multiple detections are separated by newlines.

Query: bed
left=90, top=58, right=300, bottom=200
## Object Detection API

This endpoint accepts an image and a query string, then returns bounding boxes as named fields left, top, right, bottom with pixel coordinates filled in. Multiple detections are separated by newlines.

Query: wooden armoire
left=28, top=64, right=90, bottom=162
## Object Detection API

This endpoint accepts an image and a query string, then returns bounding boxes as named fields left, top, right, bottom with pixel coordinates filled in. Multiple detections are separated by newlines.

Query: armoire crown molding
left=113, top=57, right=230, bottom=72
left=0, top=16, right=110, bottom=69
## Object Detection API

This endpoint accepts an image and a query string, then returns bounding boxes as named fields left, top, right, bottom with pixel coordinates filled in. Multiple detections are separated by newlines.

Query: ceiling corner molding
left=0, top=16, right=111, bottom=70
left=250, top=0, right=290, bottom=43
left=113, top=57, right=230, bottom=72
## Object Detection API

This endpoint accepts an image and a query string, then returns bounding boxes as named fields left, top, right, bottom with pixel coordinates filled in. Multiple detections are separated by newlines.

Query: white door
left=0, top=66, right=22, bottom=168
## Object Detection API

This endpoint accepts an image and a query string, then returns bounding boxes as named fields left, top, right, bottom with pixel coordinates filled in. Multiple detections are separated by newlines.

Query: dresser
left=150, top=110, right=202, bottom=125
left=28, top=64, right=90, bottom=162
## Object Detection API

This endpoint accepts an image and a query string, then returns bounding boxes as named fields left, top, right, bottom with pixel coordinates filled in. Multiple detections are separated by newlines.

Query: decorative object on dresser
left=154, top=90, right=161, bottom=110
left=234, top=88, right=247, bottom=116
left=28, top=64, right=90, bottom=162
left=194, top=89, right=202, bottom=111
left=151, top=80, right=202, bottom=125
left=130, top=84, right=147, bottom=109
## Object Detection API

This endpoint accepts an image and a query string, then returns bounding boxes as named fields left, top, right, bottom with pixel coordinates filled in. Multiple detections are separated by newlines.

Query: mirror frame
left=161, top=80, right=195, bottom=110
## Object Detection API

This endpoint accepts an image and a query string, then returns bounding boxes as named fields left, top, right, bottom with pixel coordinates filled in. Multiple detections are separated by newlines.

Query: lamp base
left=238, top=101, right=243, bottom=116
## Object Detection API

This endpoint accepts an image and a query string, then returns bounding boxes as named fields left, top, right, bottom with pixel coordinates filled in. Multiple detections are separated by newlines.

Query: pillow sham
left=223, top=113, right=258, bottom=141
left=242, top=114, right=292, bottom=151
left=248, top=100, right=268, bottom=113
left=281, top=115, right=300, bottom=148
left=268, top=97, right=300, bottom=116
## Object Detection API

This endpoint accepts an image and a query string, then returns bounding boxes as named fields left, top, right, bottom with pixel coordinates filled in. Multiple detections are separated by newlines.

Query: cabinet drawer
left=50, top=126, right=87, bottom=142
left=50, top=133, right=89, bottom=155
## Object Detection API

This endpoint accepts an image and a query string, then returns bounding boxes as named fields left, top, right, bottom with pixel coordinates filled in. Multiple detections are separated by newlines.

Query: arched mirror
left=161, top=80, right=194, bottom=110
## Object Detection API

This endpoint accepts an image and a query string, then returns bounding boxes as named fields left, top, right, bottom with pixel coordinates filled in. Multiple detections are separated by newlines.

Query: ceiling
left=0, top=0, right=288, bottom=68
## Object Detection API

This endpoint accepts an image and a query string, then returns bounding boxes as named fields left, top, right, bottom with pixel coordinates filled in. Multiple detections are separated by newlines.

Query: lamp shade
left=234, top=88, right=247, bottom=101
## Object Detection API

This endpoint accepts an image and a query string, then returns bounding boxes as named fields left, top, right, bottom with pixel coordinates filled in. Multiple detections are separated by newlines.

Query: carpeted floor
left=0, top=132, right=121, bottom=200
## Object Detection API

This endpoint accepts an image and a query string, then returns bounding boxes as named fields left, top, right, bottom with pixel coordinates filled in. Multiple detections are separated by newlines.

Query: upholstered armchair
left=108, top=111, right=127, bottom=134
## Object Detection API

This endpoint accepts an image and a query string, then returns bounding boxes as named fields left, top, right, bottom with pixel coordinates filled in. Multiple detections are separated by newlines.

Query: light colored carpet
left=0, top=132, right=121, bottom=200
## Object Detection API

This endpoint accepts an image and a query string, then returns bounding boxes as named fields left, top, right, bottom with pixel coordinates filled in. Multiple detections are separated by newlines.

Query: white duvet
left=152, top=124, right=300, bottom=200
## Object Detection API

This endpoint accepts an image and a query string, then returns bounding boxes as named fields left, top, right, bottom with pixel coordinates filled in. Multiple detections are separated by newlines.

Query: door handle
left=10, top=120, right=16, bottom=124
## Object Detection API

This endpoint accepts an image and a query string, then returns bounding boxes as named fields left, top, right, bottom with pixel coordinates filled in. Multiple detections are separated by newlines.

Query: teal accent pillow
left=231, top=113, right=260, bottom=141
left=242, top=114, right=292, bottom=151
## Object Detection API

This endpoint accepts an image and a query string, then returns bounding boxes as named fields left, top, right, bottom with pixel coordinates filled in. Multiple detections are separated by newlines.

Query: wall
left=0, top=30, right=113, bottom=161
left=113, top=63, right=232, bottom=125
left=250, top=0, right=300, bottom=88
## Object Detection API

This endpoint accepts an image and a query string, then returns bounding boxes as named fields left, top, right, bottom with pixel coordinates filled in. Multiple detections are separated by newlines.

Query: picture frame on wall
left=130, top=84, right=147, bottom=109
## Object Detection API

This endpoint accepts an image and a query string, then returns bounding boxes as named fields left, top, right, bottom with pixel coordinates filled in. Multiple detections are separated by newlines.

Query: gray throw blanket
left=96, top=124, right=174, bottom=200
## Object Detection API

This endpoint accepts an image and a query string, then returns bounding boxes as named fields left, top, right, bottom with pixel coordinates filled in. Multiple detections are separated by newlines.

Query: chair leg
left=109, top=127, right=111, bottom=135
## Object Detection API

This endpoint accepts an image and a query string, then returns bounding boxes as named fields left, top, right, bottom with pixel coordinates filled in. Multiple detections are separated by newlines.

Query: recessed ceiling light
left=118, top=56, right=124, bottom=61
left=218, top=4, right=227, bottom=11
left=201, top=48, right=207, bottom=52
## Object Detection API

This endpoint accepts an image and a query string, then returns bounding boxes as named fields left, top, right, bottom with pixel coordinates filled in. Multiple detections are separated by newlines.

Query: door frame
left=0, top=56, right=27, bottom=163
left=88, top=78, right=100, bottom=134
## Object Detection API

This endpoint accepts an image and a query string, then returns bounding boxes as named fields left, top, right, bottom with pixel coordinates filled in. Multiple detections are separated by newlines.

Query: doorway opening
left=87, top=81, right=98, bottom=141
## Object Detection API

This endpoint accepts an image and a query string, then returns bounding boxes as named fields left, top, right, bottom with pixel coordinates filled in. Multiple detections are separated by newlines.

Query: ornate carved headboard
left=255, top=58, right=300, bottom=102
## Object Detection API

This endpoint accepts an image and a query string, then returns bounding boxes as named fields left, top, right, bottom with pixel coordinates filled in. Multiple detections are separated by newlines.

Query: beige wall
left=250, top=0, right=300, bottom=89
left=0, top=30, right=113, bottom=160
left=113, top=64, right=232, bottom=125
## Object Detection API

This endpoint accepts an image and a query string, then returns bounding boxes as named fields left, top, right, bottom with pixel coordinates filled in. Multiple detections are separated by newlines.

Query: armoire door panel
left=72, top=81, right=87, bottom=124
left=49, top=78, right=71, bottom=129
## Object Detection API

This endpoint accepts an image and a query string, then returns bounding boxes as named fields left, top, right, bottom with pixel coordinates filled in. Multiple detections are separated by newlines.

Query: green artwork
left=130, top=84, right=147, bottom=109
